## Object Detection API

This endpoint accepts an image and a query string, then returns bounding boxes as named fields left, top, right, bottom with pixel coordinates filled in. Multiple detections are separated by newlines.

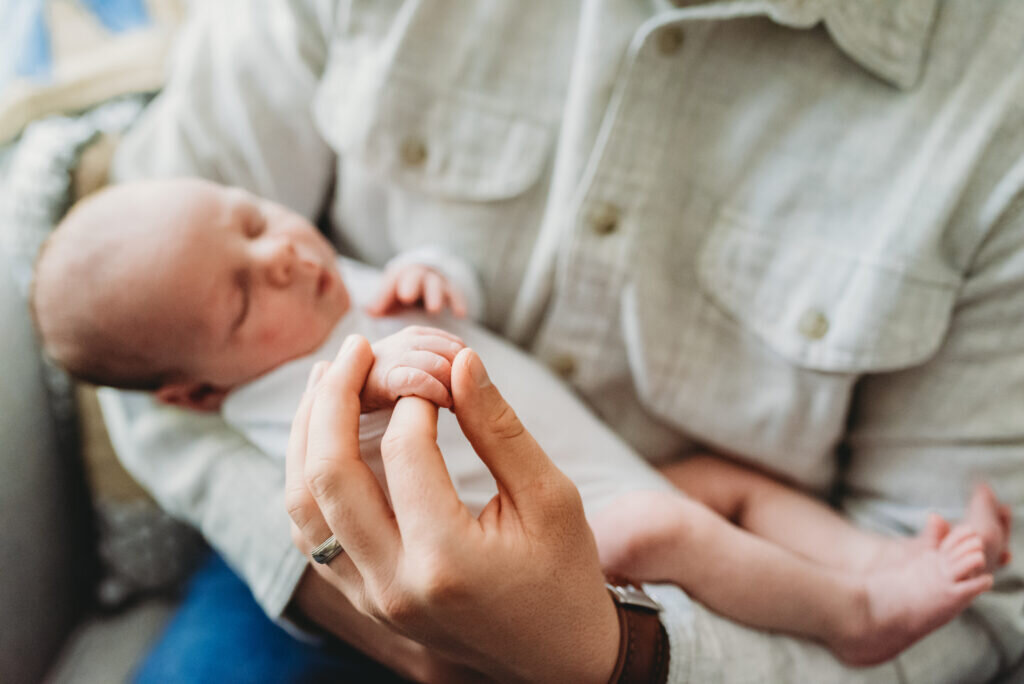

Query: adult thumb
left=451, top=348, right=560, bottom=499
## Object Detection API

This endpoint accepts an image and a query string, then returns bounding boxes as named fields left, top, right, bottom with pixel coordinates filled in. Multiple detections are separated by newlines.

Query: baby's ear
left=155, top=381, right=229, bottom=412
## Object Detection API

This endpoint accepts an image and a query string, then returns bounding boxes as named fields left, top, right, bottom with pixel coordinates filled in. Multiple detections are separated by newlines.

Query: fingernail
left=307, top=362, right=327, bottom=390
left=467, top=349, right=490, bottom=388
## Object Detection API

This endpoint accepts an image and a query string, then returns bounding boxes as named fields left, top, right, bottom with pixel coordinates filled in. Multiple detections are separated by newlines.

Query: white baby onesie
left=222, top=258, right=673, bottom=518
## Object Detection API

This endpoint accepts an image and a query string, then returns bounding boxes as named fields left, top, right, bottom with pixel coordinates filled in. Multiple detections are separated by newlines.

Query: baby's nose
left=259, top=239, right=296, bottom=287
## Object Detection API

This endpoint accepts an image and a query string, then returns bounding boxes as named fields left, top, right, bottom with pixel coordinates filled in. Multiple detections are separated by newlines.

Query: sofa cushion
left=0, top=243, right=95, bottom=684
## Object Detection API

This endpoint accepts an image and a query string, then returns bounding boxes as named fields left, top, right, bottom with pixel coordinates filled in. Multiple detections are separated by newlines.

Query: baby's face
left=111, top=179, right=349, bottom=388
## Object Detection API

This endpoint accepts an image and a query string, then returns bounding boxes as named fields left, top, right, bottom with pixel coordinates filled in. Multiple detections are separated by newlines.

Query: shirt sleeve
left=96, top=389, right=307, bottom=618
left=112, top=0, right=336, bottom=219
left=385, top=246, right=486, bottom=321
left=101, top=0, right=338, bottom=619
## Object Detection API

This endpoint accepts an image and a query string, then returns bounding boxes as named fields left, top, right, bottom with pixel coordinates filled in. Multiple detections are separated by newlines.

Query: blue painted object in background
left=0, top=0, right=151, bottom=94
left=79, top=0, right=149, bottom=33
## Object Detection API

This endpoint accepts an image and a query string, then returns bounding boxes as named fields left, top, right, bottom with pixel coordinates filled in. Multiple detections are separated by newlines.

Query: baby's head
left=32, top=178, right=349, bottom=409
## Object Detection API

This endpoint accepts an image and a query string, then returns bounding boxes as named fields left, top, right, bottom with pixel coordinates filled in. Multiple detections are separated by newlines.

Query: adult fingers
left=380, top=397, right=467, bottom=540
left=450, top=348, right=564, bottom=502
left=397, top=265, right=428, bottom=304
left=293, top=526, right=366, bottom=593
left=423, top=271, right=445, bottom=313
left=285, top=362, right=334, bottom=549
left=305, top=335, right=401, bottom=572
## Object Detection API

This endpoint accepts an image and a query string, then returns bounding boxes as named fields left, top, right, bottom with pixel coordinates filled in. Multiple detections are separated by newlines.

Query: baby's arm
left=367, top=247, right=484, bottom=319
left=360, top=326, right=466, bottom=412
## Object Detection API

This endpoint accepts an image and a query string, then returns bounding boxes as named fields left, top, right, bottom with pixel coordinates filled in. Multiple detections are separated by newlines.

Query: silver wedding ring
left=311, top=534, right=344, bottom=564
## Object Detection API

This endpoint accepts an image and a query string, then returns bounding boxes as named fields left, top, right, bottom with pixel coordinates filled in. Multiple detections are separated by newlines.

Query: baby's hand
left=367, top=263, right=469, bottom=317
left=360, top=326, right=466, bottom=411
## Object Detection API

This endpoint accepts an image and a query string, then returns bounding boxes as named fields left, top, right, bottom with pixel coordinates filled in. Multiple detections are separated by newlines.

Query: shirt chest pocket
left=696, top=209, right=961, bottom=374
left=315, top=66, right=554, bottom=322
left=622, top=207, right=960, bottom=488
left=316, top=69, right=552, bottom=201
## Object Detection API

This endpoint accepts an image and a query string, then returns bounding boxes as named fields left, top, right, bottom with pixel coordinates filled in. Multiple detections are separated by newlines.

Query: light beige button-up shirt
left=107, top=1, right=1024, bottom=681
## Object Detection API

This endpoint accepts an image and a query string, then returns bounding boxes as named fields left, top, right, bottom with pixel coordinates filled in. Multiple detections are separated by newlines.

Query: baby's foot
left=864, top=486, right=1011, bottom=575
left=831, top=522, right=993, bottom=666
left=965, top=483, right=1012, bottom=570
left=856, top=513, right=949, bottom=575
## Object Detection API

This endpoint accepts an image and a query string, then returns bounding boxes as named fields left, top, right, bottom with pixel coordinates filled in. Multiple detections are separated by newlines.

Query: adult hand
left=289, top=568, right=488, bottom=683
left=285, top=335, right=620, bottom=683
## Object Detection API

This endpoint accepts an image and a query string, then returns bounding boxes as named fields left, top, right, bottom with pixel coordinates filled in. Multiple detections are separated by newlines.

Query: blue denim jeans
left=134, top=553, right=405, bottom=683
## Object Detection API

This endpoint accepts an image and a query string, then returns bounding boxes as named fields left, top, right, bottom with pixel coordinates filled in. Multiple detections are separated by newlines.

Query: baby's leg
left=591, top=476, right=998, bottom=665
left=591, top=491, right=879, bottom=646
left=660, top=455, right=886, bottom=571
left=663, top=456, right=1010, bottom=575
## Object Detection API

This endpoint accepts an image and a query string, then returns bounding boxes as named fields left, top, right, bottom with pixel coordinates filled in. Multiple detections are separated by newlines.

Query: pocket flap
left=323, top=71, right=550, bottom=202
left=697, top=211, right=960, bottom=373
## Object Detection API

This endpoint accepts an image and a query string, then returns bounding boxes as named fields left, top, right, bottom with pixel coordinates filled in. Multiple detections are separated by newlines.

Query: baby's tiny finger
left=423, top=272, right=445, bottom=313
left=367, top=271, right=401, bottom=315
left=405, top=325, right=464, bottom=347
left=446, top=285, right=468, bottom=318
left=387, top=367, right=452, bottom=408
left=396, top=266, right=427, bottom=304
left=411, top=334, right=465, bottom=363
left=399, top=350, right=452, bottom=387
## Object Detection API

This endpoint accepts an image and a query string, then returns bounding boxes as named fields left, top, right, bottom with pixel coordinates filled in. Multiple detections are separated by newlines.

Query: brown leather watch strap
left=605, top=578, right=670, bottom=684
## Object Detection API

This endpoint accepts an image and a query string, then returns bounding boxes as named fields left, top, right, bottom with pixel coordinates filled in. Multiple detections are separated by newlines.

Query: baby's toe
left=997, top=504, right=1012, bottom=535
left=951, top=536, right=984, bottom=559
left=952, top=573, right=993, bottom=600
left=922, top=513, right=951, bottom=548
left=940, top=525, right=977, bottom=553
left=951, top=550, right=986, bottom=580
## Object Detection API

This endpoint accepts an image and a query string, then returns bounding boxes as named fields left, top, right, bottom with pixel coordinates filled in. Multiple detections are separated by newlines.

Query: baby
left=31, top=178, right=1012, bottom=666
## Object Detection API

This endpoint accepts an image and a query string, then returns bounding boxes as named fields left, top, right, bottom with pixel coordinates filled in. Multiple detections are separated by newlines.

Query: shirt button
left=590, top=202, right=619, bottom=236
left=656, top=26, right=684, bottom=56
left=797, top=310, right=830, bottom=340
left=550, top=354, right=576, bottom=379
left=400, top=137, right=428, bottom=166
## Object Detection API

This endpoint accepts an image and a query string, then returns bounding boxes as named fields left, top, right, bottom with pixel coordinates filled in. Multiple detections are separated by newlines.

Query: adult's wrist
left=521, top=582, right=622, bottom=684
left=580, top=590, right=625, bottom=684
left=604, top=578, right=670, bottom=684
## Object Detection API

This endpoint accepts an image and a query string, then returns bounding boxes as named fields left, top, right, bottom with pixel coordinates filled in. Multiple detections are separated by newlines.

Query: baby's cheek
left=258, top=327, right=281, bottom=345
left=257, top=325, right=303, bottom=357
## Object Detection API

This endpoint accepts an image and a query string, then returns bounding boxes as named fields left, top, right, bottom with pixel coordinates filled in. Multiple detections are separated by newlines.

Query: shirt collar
left=664, top=0, right=941, bottom=89
left=815, top=0, right=940, bottom=90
